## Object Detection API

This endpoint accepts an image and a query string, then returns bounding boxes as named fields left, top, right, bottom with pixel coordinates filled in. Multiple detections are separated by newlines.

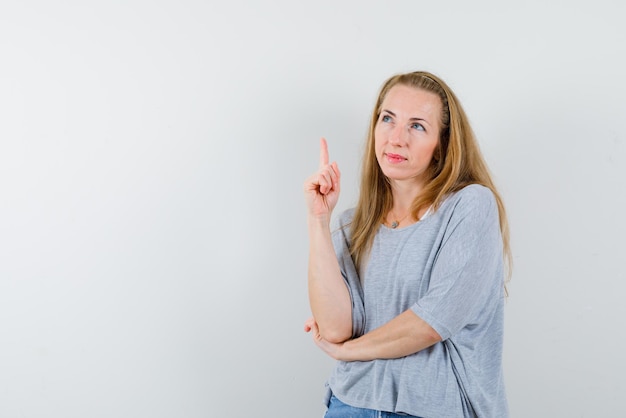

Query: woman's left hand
left=304, top=317, right=346, bottom=361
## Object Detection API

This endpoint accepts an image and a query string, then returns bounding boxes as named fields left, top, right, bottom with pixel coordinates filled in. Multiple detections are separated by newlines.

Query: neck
left=389, top=179, right=424, bottom=211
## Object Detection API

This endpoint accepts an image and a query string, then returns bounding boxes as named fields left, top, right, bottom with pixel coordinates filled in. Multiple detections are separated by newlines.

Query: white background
left=1, top=1, right=625, bottom=417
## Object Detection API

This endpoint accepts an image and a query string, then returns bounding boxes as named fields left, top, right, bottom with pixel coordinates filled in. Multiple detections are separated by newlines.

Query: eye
left=381, top=114, right=392, bottom=123
left=411, top=122, right=425, bottom=131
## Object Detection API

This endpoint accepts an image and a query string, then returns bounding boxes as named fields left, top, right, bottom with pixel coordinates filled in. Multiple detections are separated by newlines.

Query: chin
left=384, top=174, right=411, bottom=183
left=381, top=167, right=409, bottom=180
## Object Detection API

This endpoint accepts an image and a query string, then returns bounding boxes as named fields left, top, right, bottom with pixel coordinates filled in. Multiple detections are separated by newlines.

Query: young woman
left=303, top=71, right=510, bottom=417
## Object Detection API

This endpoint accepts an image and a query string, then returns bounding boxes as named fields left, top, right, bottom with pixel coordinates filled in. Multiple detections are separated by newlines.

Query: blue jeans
left=324, top=395, right=423, bottom=418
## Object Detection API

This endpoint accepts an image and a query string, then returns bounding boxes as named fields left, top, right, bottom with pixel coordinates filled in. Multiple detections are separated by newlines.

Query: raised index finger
left=319, top=137, right=329, bottom=169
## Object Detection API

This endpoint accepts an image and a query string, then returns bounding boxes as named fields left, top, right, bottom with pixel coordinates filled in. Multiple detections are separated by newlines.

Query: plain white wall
left=1, top=1, right=625, bottom=417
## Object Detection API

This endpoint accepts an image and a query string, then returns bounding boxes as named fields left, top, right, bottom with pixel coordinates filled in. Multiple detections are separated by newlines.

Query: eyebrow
left=381, top=109, right=431, bottom=126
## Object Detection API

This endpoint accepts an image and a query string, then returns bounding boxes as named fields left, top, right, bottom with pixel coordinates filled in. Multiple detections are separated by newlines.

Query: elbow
left=424, top=326, right=442, bottom=346
left=320, top=325, right=352, bottom=344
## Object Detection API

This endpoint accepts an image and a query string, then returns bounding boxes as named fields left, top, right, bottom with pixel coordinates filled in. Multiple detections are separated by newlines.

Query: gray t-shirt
left=326, top=184, right=508, bottom=418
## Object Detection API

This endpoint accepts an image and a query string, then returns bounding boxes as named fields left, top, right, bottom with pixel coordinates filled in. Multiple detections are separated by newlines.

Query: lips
left=385, top=153, right=406, bottom=163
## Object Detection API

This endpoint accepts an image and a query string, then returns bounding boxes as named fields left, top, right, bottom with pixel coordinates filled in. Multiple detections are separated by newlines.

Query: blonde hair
left=350, top=71, right=511, bottom=282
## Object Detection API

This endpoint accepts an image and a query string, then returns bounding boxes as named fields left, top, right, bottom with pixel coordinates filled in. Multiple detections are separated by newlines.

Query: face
left=374, top=84, right=442, bottom=190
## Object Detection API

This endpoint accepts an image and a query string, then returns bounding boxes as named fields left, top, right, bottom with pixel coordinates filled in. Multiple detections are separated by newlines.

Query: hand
left=303, top=138, right=341, bottom=220
left=304, top=316, right=346, bottom=360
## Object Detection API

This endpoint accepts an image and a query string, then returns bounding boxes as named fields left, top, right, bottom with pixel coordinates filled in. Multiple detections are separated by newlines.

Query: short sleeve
left=410, top=186, right=504, bottom=340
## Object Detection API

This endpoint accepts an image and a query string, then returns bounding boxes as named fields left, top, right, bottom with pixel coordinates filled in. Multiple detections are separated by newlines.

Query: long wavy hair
left=350, top=71, right=511, bottom=282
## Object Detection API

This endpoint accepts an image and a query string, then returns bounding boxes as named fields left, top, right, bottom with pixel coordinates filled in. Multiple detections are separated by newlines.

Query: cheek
left=417, top=140, right=439, bottom=162
left=373, top=136, right=386, bottom=166
left=374, top=130, right=384, bottom=151
left=428, top=141, right=439, bottom=156
left=374, top=125, right=382, bottom=140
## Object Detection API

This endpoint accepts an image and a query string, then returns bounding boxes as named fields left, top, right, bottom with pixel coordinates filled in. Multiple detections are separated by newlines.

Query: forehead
left=381, top=84, right=442, bottom=118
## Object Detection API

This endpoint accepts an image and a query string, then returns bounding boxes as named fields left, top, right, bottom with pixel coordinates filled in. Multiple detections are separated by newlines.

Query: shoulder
left=435, top=184, right=498, bottom=224
left=336, top=207, right=356, bottom=227
left=447, top=184, right=497, bottom=211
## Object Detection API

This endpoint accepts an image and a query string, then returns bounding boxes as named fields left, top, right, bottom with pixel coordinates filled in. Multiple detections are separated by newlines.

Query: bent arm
left=344, top=309, right=441, bottom=360
left=306, top=309, right=440, bottom=361
left=304, top=139, right=353, bottom=343
left=336, top=309, right=440, bottom=361
left=307, top=216, right=352, bottom=343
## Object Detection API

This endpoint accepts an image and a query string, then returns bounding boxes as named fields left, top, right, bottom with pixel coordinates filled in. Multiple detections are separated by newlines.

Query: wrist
left=340, top=337, right=372, bottom=362
left=336, top=338, right=358, bottom=362
left=307, top=214, right=331, bottom=229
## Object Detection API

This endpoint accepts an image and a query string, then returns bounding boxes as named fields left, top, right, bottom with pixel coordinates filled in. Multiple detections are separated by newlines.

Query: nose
left=389, top=124, right=407, bottom=146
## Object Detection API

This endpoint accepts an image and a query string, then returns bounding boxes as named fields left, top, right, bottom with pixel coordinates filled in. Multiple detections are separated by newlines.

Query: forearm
left=307, top=216, right=352, bottom=343
left=339, top=309, right=441, bottom=361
